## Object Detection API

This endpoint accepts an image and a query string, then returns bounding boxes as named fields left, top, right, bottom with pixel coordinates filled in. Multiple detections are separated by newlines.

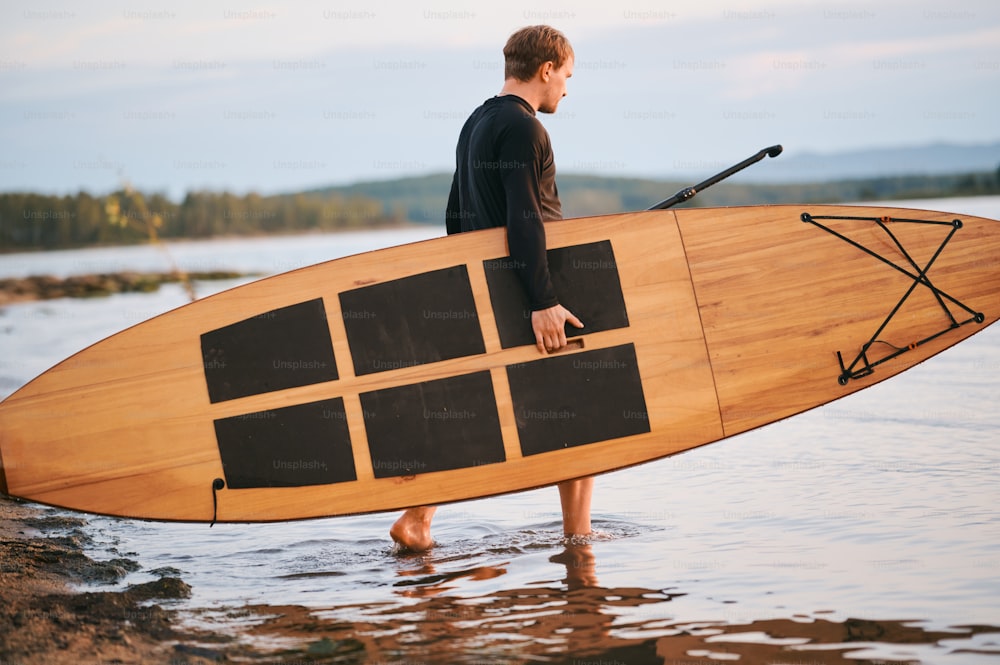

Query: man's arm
left=499, top=118, right=556, bottom=309
left=499, top=119, right=583, bottom=352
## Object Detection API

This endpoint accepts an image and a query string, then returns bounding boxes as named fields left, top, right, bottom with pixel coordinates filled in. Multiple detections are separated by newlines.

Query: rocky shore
left=0, top=497, right=243, bottom=664
left=0, top=271, right=251, bottom=306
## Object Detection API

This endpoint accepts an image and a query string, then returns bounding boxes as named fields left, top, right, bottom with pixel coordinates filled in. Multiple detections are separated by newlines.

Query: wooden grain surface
left=679, top=205, right=999, bottom=435
left=0, top=205, right=996, bottom=522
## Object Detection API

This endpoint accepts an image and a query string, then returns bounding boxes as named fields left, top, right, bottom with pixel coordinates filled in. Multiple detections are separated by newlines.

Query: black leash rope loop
left=210, top=477, right=225, bottom=527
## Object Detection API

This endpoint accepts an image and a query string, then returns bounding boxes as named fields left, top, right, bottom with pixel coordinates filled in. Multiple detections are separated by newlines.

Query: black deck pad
left=360, top=371, right=505, bottom=478
left=506, top=343, right=650, bottom=456
left=339, top=265, right=486, bottom=376
left=484, top=240, right=630, bottom=349
left=201, top=298, right=338, bottom=403
left=213, top=398, right=357, bottom=489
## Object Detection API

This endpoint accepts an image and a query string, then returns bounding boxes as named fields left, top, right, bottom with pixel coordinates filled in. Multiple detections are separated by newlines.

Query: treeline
left=679, top=170, right=1000, bottom=208
left=4, top=169, right=999, bottom=252
left=0, top=189, right=403, bottom=252
left=557, top=170, right=1000, bottom=216
left=308, top=169, right=1000, bottom=222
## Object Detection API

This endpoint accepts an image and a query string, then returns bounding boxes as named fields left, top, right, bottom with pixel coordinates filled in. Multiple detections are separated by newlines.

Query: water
left=2, top=199, right=1000, bottom=663
left=0, top=226, right=443, bottom=279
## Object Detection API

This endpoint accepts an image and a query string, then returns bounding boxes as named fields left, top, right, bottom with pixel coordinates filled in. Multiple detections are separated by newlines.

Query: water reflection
left=219, top=542, right=999, bottom=663
left=550, top=541, right=599, bottom=588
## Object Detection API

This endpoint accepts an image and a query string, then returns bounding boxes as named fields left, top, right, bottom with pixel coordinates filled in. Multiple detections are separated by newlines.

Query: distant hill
left=734, top=141, right=1000, bottom=184
left=306, top=173, right=455, bottom=224
left=303, top=173, right=693, bottom=222
left=5, top=150, right=997, bottom=252
left=303, top=152, right=1000, bottom=224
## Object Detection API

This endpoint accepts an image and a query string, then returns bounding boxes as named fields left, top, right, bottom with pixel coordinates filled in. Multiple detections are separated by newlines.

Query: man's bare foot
left=390, top=506, right=437, bottom=552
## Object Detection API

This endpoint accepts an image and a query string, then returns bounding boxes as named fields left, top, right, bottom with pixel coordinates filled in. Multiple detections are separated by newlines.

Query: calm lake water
left=2, top=198, right=999, bottom=664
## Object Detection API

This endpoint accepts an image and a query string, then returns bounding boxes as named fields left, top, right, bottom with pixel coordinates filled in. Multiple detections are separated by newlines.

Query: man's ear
left=538, top=60, right=554, bottom=82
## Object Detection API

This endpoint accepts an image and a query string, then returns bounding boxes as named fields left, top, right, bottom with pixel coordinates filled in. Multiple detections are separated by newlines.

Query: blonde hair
left=503, top=25, right=574, bottom=81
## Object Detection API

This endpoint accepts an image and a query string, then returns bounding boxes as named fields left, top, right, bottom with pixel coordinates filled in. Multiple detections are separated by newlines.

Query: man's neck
left=498, top=79, right=540, bottom=112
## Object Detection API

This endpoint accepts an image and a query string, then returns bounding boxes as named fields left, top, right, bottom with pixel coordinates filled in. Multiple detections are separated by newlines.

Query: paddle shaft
left=647, top=145, right=783, bottom=210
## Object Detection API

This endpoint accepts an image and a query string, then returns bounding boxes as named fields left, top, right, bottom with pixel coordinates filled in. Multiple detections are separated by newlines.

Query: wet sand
left=0, top=497, right=240, bottom=664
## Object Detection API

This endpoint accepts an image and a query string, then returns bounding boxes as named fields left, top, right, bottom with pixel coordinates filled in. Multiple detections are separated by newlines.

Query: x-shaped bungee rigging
left=800, top=212, right=985, bottom=385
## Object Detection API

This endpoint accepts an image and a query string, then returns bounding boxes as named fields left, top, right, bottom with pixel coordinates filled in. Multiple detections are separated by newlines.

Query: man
left=390, top=25, right=592, bottom=552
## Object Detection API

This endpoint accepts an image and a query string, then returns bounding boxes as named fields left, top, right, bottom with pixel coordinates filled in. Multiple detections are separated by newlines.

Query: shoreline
left=0, top=271, right=253, bottom=306
left=0, top=496, right=243, bottom=664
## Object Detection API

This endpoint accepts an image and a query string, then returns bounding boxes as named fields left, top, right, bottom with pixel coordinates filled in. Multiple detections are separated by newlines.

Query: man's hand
left=531, top=304, right=584, bottom=353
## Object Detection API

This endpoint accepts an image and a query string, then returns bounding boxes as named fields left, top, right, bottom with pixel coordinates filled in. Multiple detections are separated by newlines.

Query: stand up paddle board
left=0, top=204, right=997, bottom=522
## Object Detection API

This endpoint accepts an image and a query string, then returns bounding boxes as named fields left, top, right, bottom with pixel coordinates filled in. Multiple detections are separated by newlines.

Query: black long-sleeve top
left=445, top=94, right=562, bottom=310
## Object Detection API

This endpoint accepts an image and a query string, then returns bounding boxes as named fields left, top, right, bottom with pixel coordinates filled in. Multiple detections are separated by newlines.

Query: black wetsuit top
left=445, top=94, right=561, bottom=310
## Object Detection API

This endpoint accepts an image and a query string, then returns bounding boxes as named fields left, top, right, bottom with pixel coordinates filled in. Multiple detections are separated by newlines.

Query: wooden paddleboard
left=1, top=205, right=997, bottom=522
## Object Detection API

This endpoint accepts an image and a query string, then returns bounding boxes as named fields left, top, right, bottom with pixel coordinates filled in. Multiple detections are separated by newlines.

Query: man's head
left=503, top=25, right=574, bottom=114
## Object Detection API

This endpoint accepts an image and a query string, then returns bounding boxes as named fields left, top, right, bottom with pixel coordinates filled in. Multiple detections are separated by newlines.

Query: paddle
left=647, top=145, right=783, bottom=210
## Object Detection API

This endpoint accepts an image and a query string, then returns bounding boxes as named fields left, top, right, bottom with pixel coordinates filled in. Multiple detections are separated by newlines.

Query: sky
left=1, top=0, right=998, bottom=199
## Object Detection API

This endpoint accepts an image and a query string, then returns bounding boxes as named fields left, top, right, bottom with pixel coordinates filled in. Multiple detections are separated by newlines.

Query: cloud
left=1, top=0, right=997, bottom=194
left=712, top=18, right=1000, bottom=101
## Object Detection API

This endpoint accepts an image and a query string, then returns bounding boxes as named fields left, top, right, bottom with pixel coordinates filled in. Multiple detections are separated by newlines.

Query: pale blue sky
left=2, top=0, right=998, bottom=198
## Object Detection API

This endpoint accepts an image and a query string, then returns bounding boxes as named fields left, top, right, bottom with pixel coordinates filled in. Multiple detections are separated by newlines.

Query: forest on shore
left=2, top=169, right=998, bottom=253
left=0, top=188, right=402, bottom=252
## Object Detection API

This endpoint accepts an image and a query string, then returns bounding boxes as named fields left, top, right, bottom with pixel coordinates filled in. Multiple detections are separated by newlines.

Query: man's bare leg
left=558, top=477, right=594, bottom=537
left=390, top=506, right=437, bottom=552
